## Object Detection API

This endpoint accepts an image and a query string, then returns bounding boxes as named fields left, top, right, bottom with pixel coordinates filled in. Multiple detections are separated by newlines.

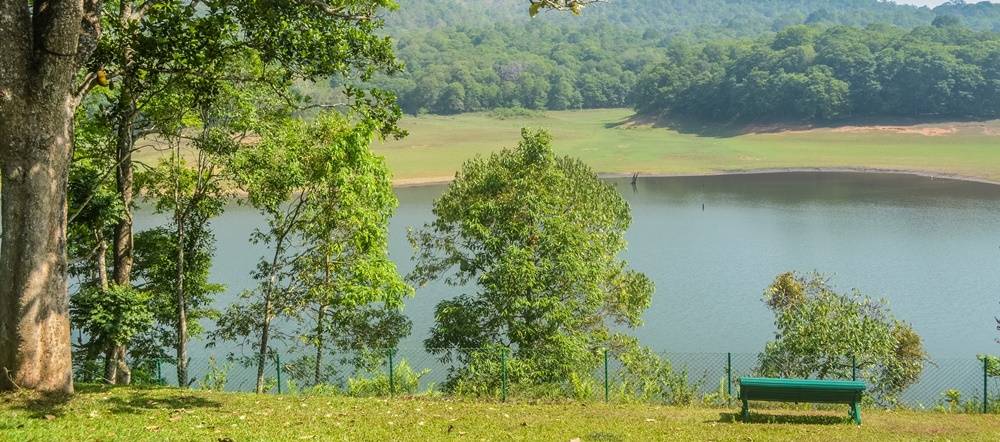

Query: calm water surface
left=148, top=172, right=1000, bottom=360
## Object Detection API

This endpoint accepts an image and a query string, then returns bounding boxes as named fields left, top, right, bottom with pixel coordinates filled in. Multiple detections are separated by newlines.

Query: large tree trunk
left=0, top=0, right=88, bottom=393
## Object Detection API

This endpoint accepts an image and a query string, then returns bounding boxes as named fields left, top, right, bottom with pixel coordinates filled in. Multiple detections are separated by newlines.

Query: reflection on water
left=138, top=172, right=1000, bottom=361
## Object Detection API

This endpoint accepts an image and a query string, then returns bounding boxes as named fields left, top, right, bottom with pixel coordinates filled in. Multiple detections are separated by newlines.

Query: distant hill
left=354, top=0, right=1000, bottom=118
left=383, top=0, right=991, bottom=37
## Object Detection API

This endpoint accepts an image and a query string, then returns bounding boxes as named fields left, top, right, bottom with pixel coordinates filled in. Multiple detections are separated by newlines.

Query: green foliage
left=373, top=0, right=1000, bottom=117
left=486, top=106, right=547, bottom=119
left=409, top=128, right=654, bottom=390
left=198, top=355, right=234, bottom=391
left=942, top=389, right=962, bottom=412
left=133, top=224, right=225, bottom=348
left=758, top=271, right=927, bottom=405
left=613, top=343, right=700, bottom=406
left=348, top=359, right=432, bottom=397
left=980, top=354, right=1000, bottom=378
left=285, top=380, right=344, bottom=397
left=70, top=284, right=154, bottom=356
left=385, top=0, right=942, bottom=37
left=635, top=22, right=1000, bottom=121
left=380, top=22, right=649, bottom=115
left=442, top=345, right=596, bottom=399
left=214, top=111, right=412, bottom=393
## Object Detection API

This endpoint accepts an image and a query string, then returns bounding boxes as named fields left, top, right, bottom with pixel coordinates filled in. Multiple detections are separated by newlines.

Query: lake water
left=143, top=172, right=1000, bottom=362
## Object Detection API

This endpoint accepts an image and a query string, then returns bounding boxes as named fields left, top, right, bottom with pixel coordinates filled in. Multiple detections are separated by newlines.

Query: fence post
left=501, top=348, right=507, bottom=403
left=727, top=353, right=732, bottom=407
left=604, top=349, right=609, bottom=403
left=985, top=355, right=989, bottom=414
left=852, top=355, right=857, bottom=381
left=276, top=353, right=282, bottom=394
left=157, top=358, right=163, bottom=386
left=389, top=348, right=395, bottom=397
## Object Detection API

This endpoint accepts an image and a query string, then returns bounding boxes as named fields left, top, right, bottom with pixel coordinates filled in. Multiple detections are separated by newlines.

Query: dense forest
left=635, top=21, right=1000, bottom=120
left=383, top=0, right=939, bottom=35
left=356, top=0, right=1000, bottom=121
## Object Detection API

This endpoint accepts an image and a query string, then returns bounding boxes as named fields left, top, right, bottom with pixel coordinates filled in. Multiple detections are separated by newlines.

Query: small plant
left=198, top=355, right=233, bottom=391
left=701, top=377, right=732, bottom=408
left=941, top=389, right=962, bottom=412
left=262, top=377, right=279, bottom=394
left=569, top=372, right=596, bottom=401
left=348, top=359, right=430, bottom=397
left=286, top=380, right=343, bottom=397
left=612, top=345, right=702, bottom=406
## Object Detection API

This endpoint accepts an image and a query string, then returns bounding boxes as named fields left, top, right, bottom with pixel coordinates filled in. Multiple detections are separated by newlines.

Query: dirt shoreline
left=393, top=168, right=1000, bottom=187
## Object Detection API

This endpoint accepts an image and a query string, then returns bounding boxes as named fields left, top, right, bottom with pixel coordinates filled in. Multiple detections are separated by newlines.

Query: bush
left=348, top=359, right=432, bottom=397
left=485, top=106, right=545, bottom=119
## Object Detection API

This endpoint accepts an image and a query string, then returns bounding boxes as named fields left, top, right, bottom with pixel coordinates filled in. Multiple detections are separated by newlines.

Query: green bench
left=738, top=377, right=866, bottom=425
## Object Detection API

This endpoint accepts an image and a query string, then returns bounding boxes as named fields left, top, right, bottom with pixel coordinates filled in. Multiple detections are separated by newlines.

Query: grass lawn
left=3, top=386, right=1000, bottom=441
left=374, top=109, right=1000, bottom=184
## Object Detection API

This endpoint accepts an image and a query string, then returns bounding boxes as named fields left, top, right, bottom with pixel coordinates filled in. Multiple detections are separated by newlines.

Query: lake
left=143, top=172, right=1000, bottom=361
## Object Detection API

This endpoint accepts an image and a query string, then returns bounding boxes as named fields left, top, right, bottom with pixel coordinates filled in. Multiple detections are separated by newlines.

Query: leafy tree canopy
left=408, top=128, right=654, bottom=391
left=758, top=271, right=926, bottom=405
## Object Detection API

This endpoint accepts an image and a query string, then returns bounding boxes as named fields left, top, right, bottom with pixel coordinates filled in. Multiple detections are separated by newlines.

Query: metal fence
left=73, top=350, right=1000, bottom=413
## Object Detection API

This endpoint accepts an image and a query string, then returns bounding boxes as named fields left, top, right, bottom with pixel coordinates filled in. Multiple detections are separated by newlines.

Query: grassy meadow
left=374, top=109, right=1000, bottom=184
left=3, top=386, right=1000, bottom=441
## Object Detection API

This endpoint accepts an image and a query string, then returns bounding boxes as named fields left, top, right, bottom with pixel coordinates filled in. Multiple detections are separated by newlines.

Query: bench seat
left=739, top=377, right=866, bottom=425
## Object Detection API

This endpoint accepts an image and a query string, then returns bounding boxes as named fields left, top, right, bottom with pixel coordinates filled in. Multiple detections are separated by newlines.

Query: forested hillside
left=384, top=0, right=938, bottom=35
left=634, top=22, right=1000, bottom=121
left=355, top=0, right=1000, bottom=121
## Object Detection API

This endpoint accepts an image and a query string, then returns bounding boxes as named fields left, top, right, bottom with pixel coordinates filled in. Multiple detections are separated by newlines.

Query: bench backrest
left=739, top=377, right=866, bottom=404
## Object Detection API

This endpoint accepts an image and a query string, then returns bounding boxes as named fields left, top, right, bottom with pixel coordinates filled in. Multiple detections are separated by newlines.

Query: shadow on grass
left=103, top=389, right=222, bottom=415
left=716, top=412, right=852, bottom=425
left=4, top=383, right=224, bottom=419
left=606, top=113, right=984, bottom=139
left=3, top=391, right=76, bottom=420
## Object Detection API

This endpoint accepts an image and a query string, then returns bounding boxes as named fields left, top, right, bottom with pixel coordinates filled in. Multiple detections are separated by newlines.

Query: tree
left=408, top=128, right=654, bottom=392
left=138, top=140, right=229, bottom=387
left=213, top=112, right=411, bottom=393
left=67, top=108, right=130, bottom=382
left=69, top=284, right=152, bottom=384
left=0, top=0, right=102, bottom=393
left=0, top=0, right=401, bottom=393
left=758, top=271, right=927, bottom=405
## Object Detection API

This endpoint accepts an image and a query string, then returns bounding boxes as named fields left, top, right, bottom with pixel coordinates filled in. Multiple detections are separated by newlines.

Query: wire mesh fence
left=74, top=350, right=1000, bottom=413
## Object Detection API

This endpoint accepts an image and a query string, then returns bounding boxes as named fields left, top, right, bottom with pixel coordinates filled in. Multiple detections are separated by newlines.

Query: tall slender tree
left=214, top=112, right=411, bottom=393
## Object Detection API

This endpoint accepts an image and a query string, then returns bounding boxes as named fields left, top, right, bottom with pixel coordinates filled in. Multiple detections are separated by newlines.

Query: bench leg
left=741, top=399, right=749, bottom=422
left=850, top=402, right=861, bottom=425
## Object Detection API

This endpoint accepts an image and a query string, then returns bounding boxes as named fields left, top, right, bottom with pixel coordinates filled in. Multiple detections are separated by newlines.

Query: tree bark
left=256, top=266, right=275, bottom=394
left=175, top=215, right=188, bottom=388
left=109, top=81, right=137, bottom=386
left=313, top=304, right=326, bottom=386
left=0, top=0, right=91, bottom=393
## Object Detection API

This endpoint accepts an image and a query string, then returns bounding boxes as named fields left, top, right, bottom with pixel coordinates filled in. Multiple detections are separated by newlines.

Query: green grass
left=374, top=109, right=1000, bottom=184
left=4, top=386, right=1000, bottom=441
